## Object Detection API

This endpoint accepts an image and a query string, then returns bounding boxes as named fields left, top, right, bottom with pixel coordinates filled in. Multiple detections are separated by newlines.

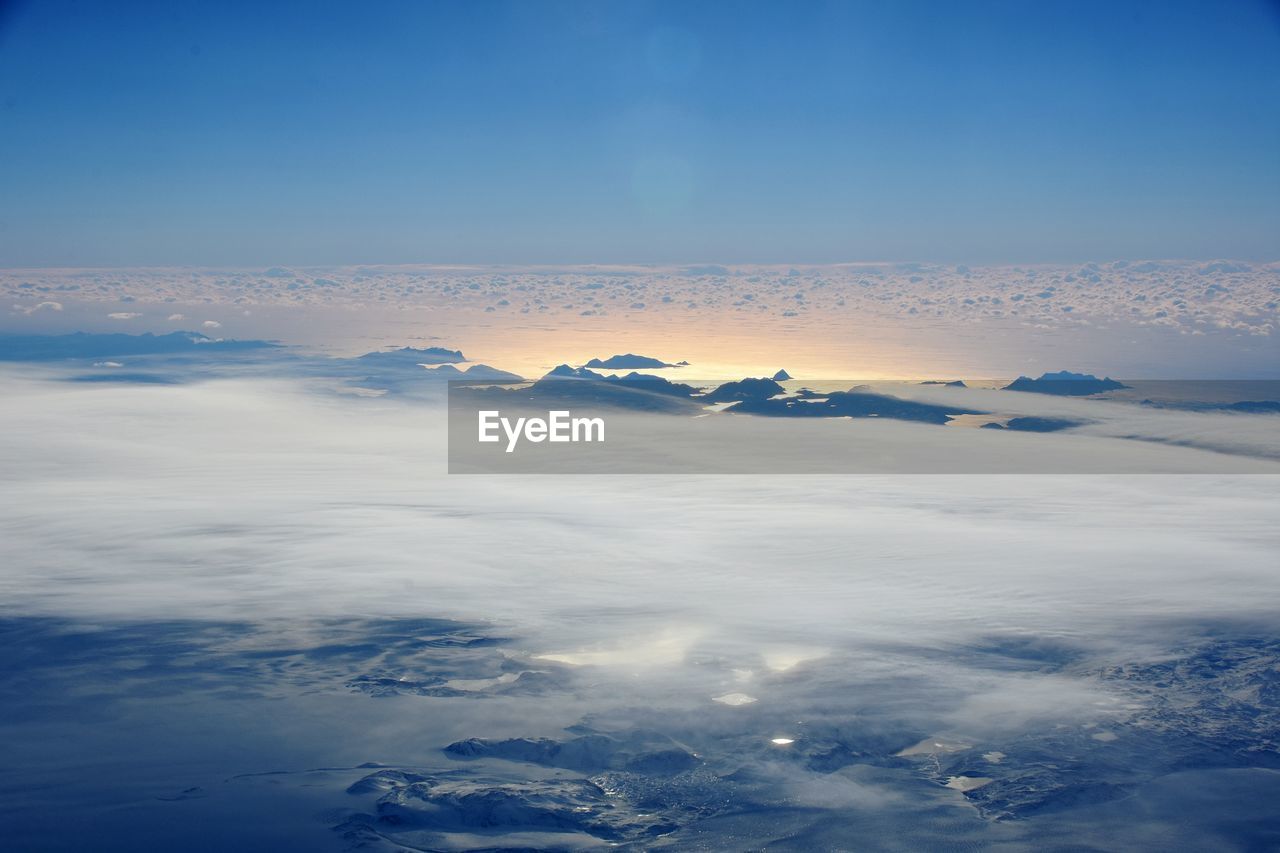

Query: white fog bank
left=1, top=370, right=1277, bottom=666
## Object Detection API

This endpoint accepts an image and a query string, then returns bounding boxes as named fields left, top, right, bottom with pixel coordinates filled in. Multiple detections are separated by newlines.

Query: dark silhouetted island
left=1140, top=399, right=1280, bottom=415
left=704, top=378, right=786, bottom=403
left=452, top=365, right=701, bottom=412
left=356, top=346, right=464, bottom=365
left=0, top=331, right=279, bottom=361
left=584, top=354, right=679, bottom=369
left=455, top=367, right=989, bottom=424
left=425, top=364, right=523, bottom=381
left=1002, top=416, right=1086, bottom=432
left=1004, top=371, right=1128, bottom=396
left=732, top=388, right=985, bottom=425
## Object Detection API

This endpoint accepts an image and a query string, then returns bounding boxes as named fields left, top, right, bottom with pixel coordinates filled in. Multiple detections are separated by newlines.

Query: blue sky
left=0, top=0, right=1277, bottom=266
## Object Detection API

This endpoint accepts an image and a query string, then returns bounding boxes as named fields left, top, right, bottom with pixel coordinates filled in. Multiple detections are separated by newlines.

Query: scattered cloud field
left=6, top=260, right=1277, bottom=338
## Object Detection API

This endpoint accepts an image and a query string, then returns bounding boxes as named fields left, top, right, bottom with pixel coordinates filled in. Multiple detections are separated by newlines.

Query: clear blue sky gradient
left=1, top=0, right=1278, bottom=266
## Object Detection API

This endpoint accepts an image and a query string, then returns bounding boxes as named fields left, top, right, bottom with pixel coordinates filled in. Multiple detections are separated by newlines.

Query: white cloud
left=0, top=372, right=1275, bottom=655
left=16, top=301, right=63, bottom=315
